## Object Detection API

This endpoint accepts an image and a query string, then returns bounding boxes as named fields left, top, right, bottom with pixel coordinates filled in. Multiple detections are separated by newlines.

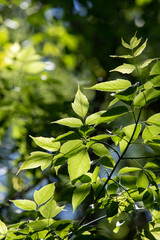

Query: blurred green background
left=0, top=0, right=160, bottom=239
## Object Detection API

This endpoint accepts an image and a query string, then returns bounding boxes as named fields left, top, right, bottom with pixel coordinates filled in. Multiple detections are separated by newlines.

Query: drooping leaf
left=119, top=124, right=141, bottom=154
left=142, top=125, right=160, bottom=143
left=90, top=79, right=131, bottom=92
left=134, top=87, right=160, bottom=107
left=72, top=183, right=91, bottom=212
left=115, top=83, right=138, bottom=105
left=39, top=198, right=64, bottom=219
left=91, top=143, right=109, bottom=157
left=72, top=86, right=89, bottom=118
left=85, top=111, right=105, bottom=125
left=119, top=167, right=141, bottom=174
left=136, top=170, right=149, bottom=189
left=0, top=220, right=7, bottom=235
left=53, top=118, right=83, bottom=128
left=18, top=151, right=53, bottom=173
left=140, top=59, right=157, bottom=68
left=110, top=64, right=135, bottom=74
left=68, top=149, right=90, bottom=182
left=34, top=183, right=55, bottom=206
left=11, top=200, right=36, bottom=211
left=134, top=39, right=148, bottom=57
left=96, top=106, right=128, bottom=125
left=147, top=113, right=160, bottom=127
left=30, top=136, right=60, bottom=151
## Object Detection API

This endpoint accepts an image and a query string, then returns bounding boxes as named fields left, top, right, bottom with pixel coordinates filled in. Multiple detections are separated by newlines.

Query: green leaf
left=107, top=178, right=118, bottom=195
left=115, top=83, right=138, bottom=105
left=72, top=86, right=89, bottom=118
left=68, top=149, right=90, bottom=182
left=0, top=220, right=7, bottom=235
left=110, top=54, right=132, bottom=59
left=100, top=155, right=115, bottom=168
left=30, top=136, right=60, bottom=152
left=150, top=60, right=160, bottom=75
left=120, top=175, right=137, bottom=188
left=53, top=118, right=83, bottom=128
left=130, top=35, right=142, bottom=49
left=142, top=189, right=154, bottom=210
left=147, top=113, right=160, bottom=127
left=140, top=59, right=157, bottom=68
left=52, top=131, right=80, bottom=142
left=108, top=97, right=119, bottom=107
left=119, top=167, right=141, bottom=174
left=90, top=79, right=131, bottom=92
left=106, top=200, right=119, bottom=217
left=96, top=106, right=128, bottom=125
left=91, top=143, right=109, bottom=157
left=92, top=166, right=100, bottom=183
left=85, top=111, right=105, bottom=125
left=11, top=200, right=36, bottom=211
left=119, top=124, right=141, bottom=154
left=72, top=183, right=91, bottom=212
left=28, top=219, right=54, bottom=231
left=121, top=38, right=132, bottom=49
left=110, top=64, right=135, bottom=74
left=18, top=151, right=53, bottom=173
left=142, top=125, right=160, bottom=143
left=91, top=134, right=111, bottom=141
left=136, top=170, right=149, bottom=189
left=144, top=159, right=160, bottom=172
left=134, top=39, right=148, bottom=57
left=34, top=183, right=55, bottom=206
left=39, top=198, right=64, bottom=219
left=134, top=87, right=160, bottom=107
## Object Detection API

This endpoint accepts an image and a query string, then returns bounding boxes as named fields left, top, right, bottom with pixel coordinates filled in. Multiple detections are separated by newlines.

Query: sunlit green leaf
left=91, top=143, right=109, bottom=157
left=72, top=183, right=91, bottom=212
left=134, top=87, right=160, bottom=107
left=90, top=79, right=131, bottom=92
left=119, top=124, right=141, bottom=154
left=130, top=35, right=142, bottom=49
left=144, top=159, right=160, bottom=172
left=92, top=166, right=100, bottom=183
left=96, top=106, right=128, bottom=125
left=34, top=183, right=55, bottom=206
left=134, top=39, right=148, bottom=57
left=115, top=83, right=138, bottom=105
left=72, top=86, right=89, bottom=118
left=30, top=136, right=60, bottom=151
left=28, top=219, right=54, bottom=231
left=136, top=170, right=149, bottom=189
left=120, top=175, right=137, bottom=188
left=0, top=220, right=7, bottom=235
left=119, top=167, right=141, bottom=174
left=85, top=111, right=105, bottom=125
left=11, top=200, right=36, bottom=211
left=142, top=125, right=160, bottom=143
left=147, top=113, right=160, bottom=127
left=18, top=151, right=53, bottom=173
left=39, top=198, right=64, bottom=219
left=140, top=59, right=157, bottom=68
left=143, top=189, right=154, bottom=210
left=110, top=64, right=135, bottom=74
left=121, top=38, right=132, bottom=49
left=68, top=149, right=90, bottom=182
left=53, top=117, right=83, bottom=128
left=110, top=54, right=132, bottom=59
left=91, top=134, right=111, bottom=141
left=150, top=60, right=160, bottom=75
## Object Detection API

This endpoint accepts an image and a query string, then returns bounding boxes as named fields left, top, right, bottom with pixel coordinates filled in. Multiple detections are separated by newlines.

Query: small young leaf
left=53, top=118, right=83, bottom=128
left=147, top=113, right=160, bottom=127
left=119, top=167, right=141, bottom=174
left=72, top=183, right=91, bottom=212
left=18, top=151, right=53, bottom=173
left=121, top=38, right=131, bottom=49
left=39, top=198, right=64, bottom=219
left=136, top=170, right=149, bottom=189
left=110, top=54, right=133, bottom=59
left=92, top=166, right=100, bottom=183
left=68, top=149, right=90, bottom=182
left=90, top=79, right=131, bottom=92
left=34, top=183, right=55, bottom=206
left=30, top=136, right=60, bottom=151
left=0, top=220, right=7, bottom=235
left=134, top=39, right=148, bottom=57
left=85, top=111, right=105, bottom=125
left=140, top=59, right=157, bottom=68
left=96, top=106, right=128, bottom=125
left=72, top=86, right=89, bottom=118
left=11, top=200, right=36, bottom=211
left=110, top=64, right=135, bottom=74
left=115, top=83, right=138, bottom=105
left=130, top=35, right=142, bottom=49
left=119, top=124, right=141, bottom=154
left=91, top=143, right=109, bottom=157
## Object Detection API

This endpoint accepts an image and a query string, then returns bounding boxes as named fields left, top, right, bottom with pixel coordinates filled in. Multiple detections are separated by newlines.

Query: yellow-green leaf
left=110, top=64, right=135, bottom=74
left=134, top=39, right=148, bottom=57
left=39, top=198, right=64, bottom=219
left=30, top=136, right=60, bottom=151
left=34, top=183, right=55, bottom=206
left=147, top=113, right=160, bottom=127
left=11, top=200, right=36, bottom=211
left=0, top=220, right=7, bottom=235
left=53, top=117, right=83, bottom=128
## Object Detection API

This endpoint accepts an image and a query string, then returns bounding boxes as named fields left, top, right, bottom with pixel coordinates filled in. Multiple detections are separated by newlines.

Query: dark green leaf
left=52, top=131, right=80, bottom=142
left=106, top=200, right=119, bottom=217
left=115, top=83, right=138, bottom=105
left=144, top=159, right=160, bottom=172
left=142, top=189, right=154, bottom=210
left=134, top=39, right=148, bottom=57
left=100, top=155, right=115, bottom=168
left=121, top=175, right=137, bottom=189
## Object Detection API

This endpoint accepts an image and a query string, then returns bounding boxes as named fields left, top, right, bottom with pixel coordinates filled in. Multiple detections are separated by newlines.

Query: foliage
left=0, top=34, right=160, bottom=239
